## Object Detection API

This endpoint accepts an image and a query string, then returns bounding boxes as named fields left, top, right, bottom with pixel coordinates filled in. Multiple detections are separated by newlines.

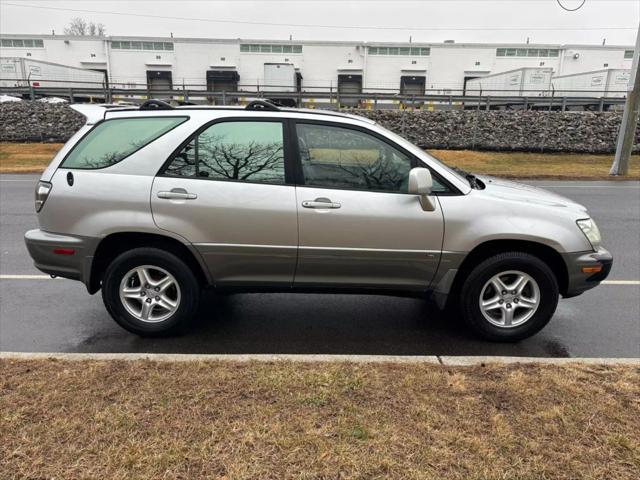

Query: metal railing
left=0, top=79, right=628, bottom=111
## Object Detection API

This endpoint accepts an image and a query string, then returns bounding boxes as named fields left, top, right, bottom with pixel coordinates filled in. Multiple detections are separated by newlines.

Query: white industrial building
left=0, top=34, right=634, bottom=98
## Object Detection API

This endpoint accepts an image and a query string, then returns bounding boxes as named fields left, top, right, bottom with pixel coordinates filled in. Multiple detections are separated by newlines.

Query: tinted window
left=62, top=117, right=186, bottom=169
left=165, top=121, right=286, bottom=184
left=296, top=123, right=412, bottom=193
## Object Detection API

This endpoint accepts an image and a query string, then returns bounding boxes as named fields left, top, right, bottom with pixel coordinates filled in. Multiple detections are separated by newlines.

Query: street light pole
left=610, top=22, right=640, bottom=176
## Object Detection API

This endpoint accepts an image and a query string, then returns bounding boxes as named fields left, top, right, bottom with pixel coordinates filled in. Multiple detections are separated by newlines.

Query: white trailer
left=550, top=69, right=630, bottom=98
left=263, top=63, right=296, bottom=92
left=262, top=63, right=298, bottom=106
left=0, top=57, right=106, bottom=90
left=465, top=67, right=553, bottom=97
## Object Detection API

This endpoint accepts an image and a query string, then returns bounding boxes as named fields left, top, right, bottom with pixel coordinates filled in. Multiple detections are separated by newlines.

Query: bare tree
left=64, top=17, right=106, bottom=36
left=337, top=154, right=406, bottom=191
left=88, top=22, right=106, bottom=36
left=166, top=136, right=284, bottom=182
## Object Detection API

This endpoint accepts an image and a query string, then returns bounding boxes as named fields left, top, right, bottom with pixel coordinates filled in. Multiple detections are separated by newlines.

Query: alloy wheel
left=479, top=270, right=540, bottom=328
left=118, top=265, right=181, bottom=323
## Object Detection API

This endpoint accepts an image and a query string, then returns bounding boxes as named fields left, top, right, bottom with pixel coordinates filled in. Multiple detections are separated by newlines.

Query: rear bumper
left=24, top=229, right=98, bottom=288
left=562, top=246, right=613, bottom=298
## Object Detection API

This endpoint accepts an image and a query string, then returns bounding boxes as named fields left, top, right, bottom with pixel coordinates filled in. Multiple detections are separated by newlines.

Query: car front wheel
left=460, top=252, right=559, bottom=342
left=102, top=247, right=200, bottom=336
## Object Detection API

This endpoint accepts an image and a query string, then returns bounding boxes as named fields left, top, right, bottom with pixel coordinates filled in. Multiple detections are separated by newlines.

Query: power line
left=1, top=2, right=637, bottom=31
left=5, top=0, right=638, bottom=2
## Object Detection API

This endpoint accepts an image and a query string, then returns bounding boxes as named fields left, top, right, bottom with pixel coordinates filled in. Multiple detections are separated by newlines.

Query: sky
left=0, top=0, right=638, bottom=46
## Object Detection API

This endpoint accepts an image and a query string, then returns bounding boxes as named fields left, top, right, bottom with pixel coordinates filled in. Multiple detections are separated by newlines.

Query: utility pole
left=610, top=22, right=640, bottom=176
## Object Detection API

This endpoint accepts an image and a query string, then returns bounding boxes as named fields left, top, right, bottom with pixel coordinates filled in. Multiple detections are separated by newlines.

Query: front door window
left=296, top=123, right=412, bottom=193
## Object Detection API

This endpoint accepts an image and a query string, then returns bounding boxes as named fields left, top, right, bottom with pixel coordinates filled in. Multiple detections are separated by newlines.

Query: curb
left=1, top=352, right=639, bottom=365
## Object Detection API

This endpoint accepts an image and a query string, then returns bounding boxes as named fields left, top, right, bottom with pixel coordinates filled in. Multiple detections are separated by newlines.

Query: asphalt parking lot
left=1, top=174, right=639, bottom=357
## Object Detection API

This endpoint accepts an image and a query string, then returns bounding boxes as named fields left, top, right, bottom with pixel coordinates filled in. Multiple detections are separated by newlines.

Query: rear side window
left=62, top=117, right=187, bottom=169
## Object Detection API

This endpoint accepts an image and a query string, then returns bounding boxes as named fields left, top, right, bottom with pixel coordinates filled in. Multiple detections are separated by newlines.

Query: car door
left=293, top=121, right=445, bottom=291
left=152, top=118, right=298, bottom=286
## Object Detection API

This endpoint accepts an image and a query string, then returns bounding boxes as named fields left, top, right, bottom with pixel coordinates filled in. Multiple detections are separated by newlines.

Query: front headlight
left=576, top=218, right=601, bottom=249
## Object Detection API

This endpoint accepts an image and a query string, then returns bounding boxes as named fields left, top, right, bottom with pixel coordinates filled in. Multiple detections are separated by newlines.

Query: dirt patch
left=1, top=359, right=638, bottom=479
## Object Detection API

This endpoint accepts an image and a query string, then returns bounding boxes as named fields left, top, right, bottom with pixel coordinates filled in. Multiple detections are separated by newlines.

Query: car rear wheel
left=460, top=252, right=559, bottom=342
left=102, top=247, right=200, bottom=336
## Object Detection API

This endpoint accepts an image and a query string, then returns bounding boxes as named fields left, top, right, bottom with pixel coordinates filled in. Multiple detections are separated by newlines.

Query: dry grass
left=429, top=149, right=640, bottom=180
left=0, top=143, right=62, bottom=173
left=1, top=143, right=640, bottom=179
left=1, top=359, right=639, bottom=479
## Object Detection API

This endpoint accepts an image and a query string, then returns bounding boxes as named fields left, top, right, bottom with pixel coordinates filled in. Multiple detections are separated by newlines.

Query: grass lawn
left=0, top=143, right=63, bottom=173
left=429, top=149, right=640, bottom=180
left=1, top=359, right=639, bottom=479
left=1, top=143, right=639, bottom=179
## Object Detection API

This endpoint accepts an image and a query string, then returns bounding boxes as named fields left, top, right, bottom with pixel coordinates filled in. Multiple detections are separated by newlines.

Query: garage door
left=338, top=74, right=362, bottom=106
left=147, top=71, right=172, bottom=92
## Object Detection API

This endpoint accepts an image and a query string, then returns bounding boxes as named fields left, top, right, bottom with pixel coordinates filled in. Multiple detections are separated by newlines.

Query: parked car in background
left=25, top=99, right=612, bottom=341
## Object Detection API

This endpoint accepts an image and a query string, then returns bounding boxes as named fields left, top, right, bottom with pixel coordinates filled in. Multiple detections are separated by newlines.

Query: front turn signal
left=581, top=266, right=603, bottom=274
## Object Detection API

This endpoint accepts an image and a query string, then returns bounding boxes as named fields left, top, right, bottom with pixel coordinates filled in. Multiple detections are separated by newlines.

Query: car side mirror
left=408, top=167, right=436, bottom=211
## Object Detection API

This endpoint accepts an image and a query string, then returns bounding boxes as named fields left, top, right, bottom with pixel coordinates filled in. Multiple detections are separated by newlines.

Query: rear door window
left=62, top=116, right=187, bottom=169
left=164, top=121, right=287, bottom=185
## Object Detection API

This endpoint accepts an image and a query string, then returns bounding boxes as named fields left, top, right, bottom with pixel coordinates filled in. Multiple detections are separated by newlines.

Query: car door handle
left=157, top=188, right=197, bottom=200
left=302, top=198, right=341, bottom=209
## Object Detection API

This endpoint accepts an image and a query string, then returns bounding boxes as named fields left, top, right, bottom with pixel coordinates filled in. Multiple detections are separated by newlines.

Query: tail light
left=35, top=181, right=52, bottom=212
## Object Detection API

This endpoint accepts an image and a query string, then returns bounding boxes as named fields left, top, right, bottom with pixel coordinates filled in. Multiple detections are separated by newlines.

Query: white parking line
left=0, top=275, right=638, bottom=285
left=601, top=280, right=640, bottom=285
left=0, top=274, right=54, bottom=279
left=538, top=185, right=639, bottom=189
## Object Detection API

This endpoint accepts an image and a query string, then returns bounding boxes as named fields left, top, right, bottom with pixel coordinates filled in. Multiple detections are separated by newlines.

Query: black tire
left=460, top=252, right=559, bottom=342
left=102, top=247, right=200, bottom=336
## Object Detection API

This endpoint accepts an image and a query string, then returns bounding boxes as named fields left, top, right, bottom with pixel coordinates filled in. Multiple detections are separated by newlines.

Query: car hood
left=477, top=176, right=588, bottom=213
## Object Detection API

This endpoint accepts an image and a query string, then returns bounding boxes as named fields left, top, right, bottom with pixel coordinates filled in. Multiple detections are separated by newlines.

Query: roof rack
left=245, top=99, right=280, bottom=112
left=140, top=99, right=174, bottom=111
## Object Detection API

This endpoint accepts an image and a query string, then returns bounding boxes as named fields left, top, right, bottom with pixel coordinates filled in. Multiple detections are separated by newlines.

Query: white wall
left=1, top=36, right=106, bottom=70
left=173, top=41, right=239, bottom=87
left=428, top=45, right=494, bottom=92
left=366, top=53, right=428, bottom=91
left=560, top=47, right=633, bottom=76
left=0, top=34, right=634, bottom=95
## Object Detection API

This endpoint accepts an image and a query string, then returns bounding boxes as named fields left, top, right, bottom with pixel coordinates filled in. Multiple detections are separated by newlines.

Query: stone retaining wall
left=359, top=110, right=637, bottom=154
left=0, top=102, right=85, bottom=143
left=1, top=101, right=637, bottom=153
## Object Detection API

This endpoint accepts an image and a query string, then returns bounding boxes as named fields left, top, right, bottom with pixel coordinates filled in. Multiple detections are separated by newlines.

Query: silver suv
left=25, top=99, right=612, bottom=341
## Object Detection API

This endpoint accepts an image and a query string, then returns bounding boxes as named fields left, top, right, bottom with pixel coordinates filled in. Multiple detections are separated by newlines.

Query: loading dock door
left=206, top=70, right=239, bottom=92
left=90, top=68, right=109, bottom=88
left=207, top=70, right=240, bottom=104
left=463, top=75, right=481, bottom=96
left=338, top=74, right=362, bottom=106
left=147, top=71, right=172, bottom=92
left=400, top=75, right=426, bottom=96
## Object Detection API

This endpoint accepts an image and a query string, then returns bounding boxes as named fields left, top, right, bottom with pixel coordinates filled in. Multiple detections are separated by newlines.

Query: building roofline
left=0, top=33, right=634, bottom=50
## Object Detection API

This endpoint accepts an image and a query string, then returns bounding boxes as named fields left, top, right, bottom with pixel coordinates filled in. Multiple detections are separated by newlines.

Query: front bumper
left=562, top=246, right=613, bottom=298
left=24, top=229, right=98, bottom=288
